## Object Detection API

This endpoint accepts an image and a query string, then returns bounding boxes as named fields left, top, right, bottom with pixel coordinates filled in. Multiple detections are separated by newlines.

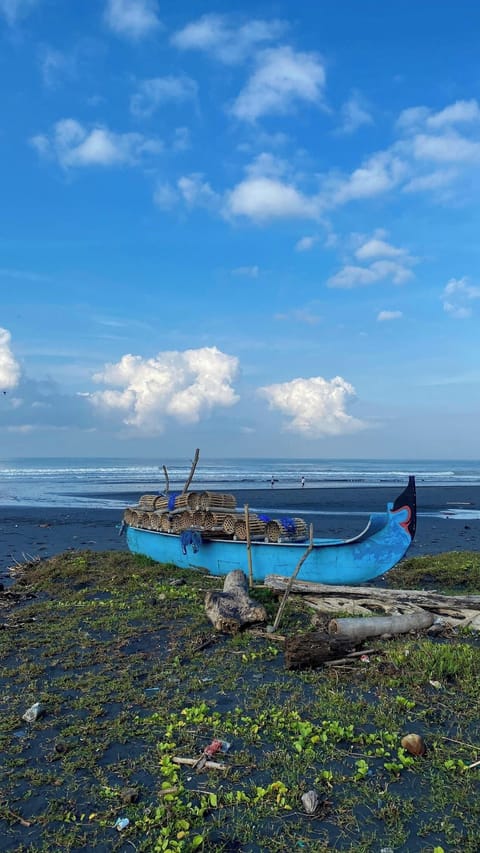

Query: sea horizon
left=1, top=456, right=480, bottom=510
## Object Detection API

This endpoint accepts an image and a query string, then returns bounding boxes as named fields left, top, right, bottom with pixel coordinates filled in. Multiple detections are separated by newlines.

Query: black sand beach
left=1, top=485, right=479, bottom=573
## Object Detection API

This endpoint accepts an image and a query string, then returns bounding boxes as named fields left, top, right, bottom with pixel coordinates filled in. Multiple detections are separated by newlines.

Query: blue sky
left=1, top=0, right=480, bottom=458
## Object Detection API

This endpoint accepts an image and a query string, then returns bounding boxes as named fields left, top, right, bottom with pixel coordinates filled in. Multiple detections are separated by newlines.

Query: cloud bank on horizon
left=1, top=0, right=480, bottom=456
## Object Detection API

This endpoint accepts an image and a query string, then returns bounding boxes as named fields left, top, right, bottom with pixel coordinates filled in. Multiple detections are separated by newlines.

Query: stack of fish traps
left=123, top=492, right=308, bottom=543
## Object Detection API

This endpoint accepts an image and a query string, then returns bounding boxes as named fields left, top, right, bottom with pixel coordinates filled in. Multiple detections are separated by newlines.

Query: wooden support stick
left=173, top=756, right=227, bottom=771
left=162, top=464, right=170, bottom=496
left=244, top=503, right=253, bottom=588
left=272, top=523, right=314, bottom=633
left=181, top=448, right=200, bottom=495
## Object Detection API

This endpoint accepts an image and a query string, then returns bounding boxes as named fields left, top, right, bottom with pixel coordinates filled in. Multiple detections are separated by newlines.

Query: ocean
left=1, top=457, right=480, bottom=513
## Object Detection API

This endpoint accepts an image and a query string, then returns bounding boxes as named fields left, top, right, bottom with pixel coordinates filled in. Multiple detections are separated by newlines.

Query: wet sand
left=1, top=485, right=479, bottom=575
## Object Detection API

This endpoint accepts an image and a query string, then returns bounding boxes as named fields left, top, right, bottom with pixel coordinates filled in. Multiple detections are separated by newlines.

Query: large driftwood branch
left=328, top=611, right=435, bottom=641
left=264, top=575, right=480, bottom=609
left=205, top=570, right=267, bottom=634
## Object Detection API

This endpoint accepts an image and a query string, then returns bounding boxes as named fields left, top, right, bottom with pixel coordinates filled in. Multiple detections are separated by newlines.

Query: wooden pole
left=181, top=448, right=200, bottom=495
left=272, top=523, right=314, bottom=632
left=244, top=503, right=253, bottom=588
left=162, top=464, right=170, bottom=496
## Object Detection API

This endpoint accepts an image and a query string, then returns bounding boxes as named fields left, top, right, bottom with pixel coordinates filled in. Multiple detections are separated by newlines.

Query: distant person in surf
left=271, top=475, right=275, bottom=488
left=301, top=476, right=305, bottom=488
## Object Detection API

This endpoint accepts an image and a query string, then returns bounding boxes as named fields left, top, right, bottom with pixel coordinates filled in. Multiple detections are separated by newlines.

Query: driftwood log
left=205, top=570, right=267, bottom=634
left=285, top=631, right=355, bottom=670
left=328, top=611, right=435, bottom=642
left=264, top=575, right=480, bottom=629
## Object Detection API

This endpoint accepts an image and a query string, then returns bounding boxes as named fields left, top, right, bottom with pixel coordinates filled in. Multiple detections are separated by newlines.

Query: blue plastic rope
left=180, top=529, right=202, bottom=555
left=280, top=516, right=296, bottom=533
left=258, top=514, right=271, bottom=523
left=168, top=492, right=179, bottom=511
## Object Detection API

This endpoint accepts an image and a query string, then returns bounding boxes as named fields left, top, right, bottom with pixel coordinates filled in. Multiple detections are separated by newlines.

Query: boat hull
left=125, top=477, right=416, bottom=584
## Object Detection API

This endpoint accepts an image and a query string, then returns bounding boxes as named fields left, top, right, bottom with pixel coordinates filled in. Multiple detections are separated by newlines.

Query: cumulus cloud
left=90, top=346, right=240, bottom=432
left=337, top=93, right=373, bottom=134
left=377, top=310, right=403, bottom=321
left=30, top=118, right=161, bottom=168
left=130, top=75, right=198, bottom=117
left=171, top=13, right=286, bottom=64
left=329, top=232, right=417, bottom=288
left=225, top=176, right=318, bottom=222
left=355, top=235, right=408, bottom=261
left=0, top=328, right=21, bottom=390
left=104, top=0, right=161, bottom=39
left=442, top=276, right=480, bottom=318
left=0, top=0, right=37, bottom=23
left=231, top=46, right=326, bottom=122
left=259, top=376, right=366, bottom=437
left=412, top=131, right=480, bottom=163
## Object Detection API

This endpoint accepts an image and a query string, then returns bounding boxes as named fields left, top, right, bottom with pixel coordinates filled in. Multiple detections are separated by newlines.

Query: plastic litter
left=22, top=702, right=42, bottom=723
left=114, top=817, right=130, bottom=831
left=301, top=789, right=319, bottom=814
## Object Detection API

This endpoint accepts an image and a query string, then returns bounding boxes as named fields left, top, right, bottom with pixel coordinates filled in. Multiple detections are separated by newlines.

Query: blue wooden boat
left=124, top=477, right=416, bottom=585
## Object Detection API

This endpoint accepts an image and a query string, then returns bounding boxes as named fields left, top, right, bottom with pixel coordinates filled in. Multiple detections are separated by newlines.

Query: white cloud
left=442, top=276, right=480, bottom=318
left=377, top=310, right=403, bottom=321
left=90, top=346, right=240, bottom=432
left=104, top=0, right=160, bottom=40
left=337, top=93, right=373, bottom=134
left=171, top=13, right=285, bottom=64
left=130, top=75, right=198, bottom=117
left=0, top=328, right=21, bottom=390
left=295, top=235, right=318, bottom=252
left=31, top=118, right=162, bottom=168
left=329, top=259, right=414, bottom=289
left=259, top=375, right=367, bottom=437
left=397, top=100, right=480, bottom=133
left=225, top=176, right=318, bottom=222
left=427, top=99, right=480, bottom=129
left=402, top=168, right=458, bottom=193
left=355, top=236, right=407, bottom=261
left=329, top=233, right=417, bottom=288
left=413, top=132, right=480, bottom=163
left=178, top=173, right=219, bottom=209
left=328, top=151, right=407, bottom=205
left=0, top=0, right=36, bottom=24
left=231, top=46, right=326, bottom=122
left=232, top=265, right=260, bottom=278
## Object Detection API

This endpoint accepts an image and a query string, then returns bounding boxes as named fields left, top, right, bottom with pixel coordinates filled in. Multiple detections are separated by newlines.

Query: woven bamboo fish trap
left=171, top=513, right=184, bottom=534
left=234, top=515, right=267, bottom=540
left=138, top=511, right=153, bottom=530
left=160, top=513, right=172, bottom=533
left=179, top=510, right=193, bottom=530
left=123, top=507, right=135, bottom=525
left=150, top=511, right=164, bottom=531
left=192, top=510, right=206, bottom=527
left=126, top=508, right=141, bottom=526
left=203, top=511, right=228, bottom=530
left=199, top=491, right=237, bottom=511
left=265, top=517, right=308, bottom=542
left=138, top=494, right=167, bottom=511
left=202, top=528, right=232, bottom=540
left=186, top=491, right=201, bottom=510
left=222, top=513, right=237, bottom=535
